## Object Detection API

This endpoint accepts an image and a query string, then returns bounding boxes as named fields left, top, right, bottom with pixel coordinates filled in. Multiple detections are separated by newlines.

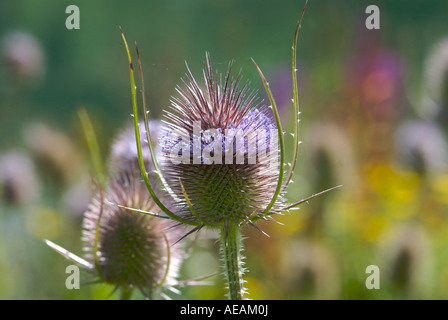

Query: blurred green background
left=1, top=0, right=448, bottom=299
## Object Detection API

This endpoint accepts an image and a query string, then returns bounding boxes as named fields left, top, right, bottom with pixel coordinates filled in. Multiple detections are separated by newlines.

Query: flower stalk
left=220, top=221, right=246, bottom=300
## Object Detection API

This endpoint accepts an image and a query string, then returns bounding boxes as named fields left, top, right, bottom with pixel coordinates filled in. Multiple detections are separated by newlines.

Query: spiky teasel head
left=82, top=170, right=184, bottom=298
left=159, top=53, right=283, bottom=227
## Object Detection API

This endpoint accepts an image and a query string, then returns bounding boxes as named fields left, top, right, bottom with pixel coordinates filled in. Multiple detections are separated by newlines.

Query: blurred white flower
left=394, top=120, right=448, bottom=176
left=1, top=31, right=46, bottom=84
left=0, top=150, right=40, bottom=205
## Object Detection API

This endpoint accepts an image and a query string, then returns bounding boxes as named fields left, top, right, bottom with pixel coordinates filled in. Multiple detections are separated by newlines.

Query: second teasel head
left=82, top=170, right=184, bottom=297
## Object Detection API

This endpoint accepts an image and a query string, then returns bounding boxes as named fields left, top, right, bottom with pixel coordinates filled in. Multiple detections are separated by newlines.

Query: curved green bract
left=275, top=185, right=342, bottom=212
left=156, top=233, right=171, bottom=289
left=120, top=28, right=198, bottom=226
left=116, top=203, right=171, bottom=219
left=251, top=58, right=285, bottom=215
left=44, top=239, right=93, bottom=270
left=135, top=45, right=181, bottom=202
left=93, top=179, right=106, bottom=282
left=285, top=0, right=308, bottom=187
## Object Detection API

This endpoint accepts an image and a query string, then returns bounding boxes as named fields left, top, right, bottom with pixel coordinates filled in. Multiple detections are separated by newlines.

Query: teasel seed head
left=82, top=170, right=183, bottom=296
left=159, top=53, right=283, bottom=227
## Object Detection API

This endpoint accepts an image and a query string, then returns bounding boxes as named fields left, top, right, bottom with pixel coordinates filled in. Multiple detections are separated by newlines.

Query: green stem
left=220, top=222, right=245, bottom=300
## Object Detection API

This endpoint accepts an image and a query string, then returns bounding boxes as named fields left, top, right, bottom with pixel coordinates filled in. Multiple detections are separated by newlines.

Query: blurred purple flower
left=346, top=34, right=404, bottom=121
